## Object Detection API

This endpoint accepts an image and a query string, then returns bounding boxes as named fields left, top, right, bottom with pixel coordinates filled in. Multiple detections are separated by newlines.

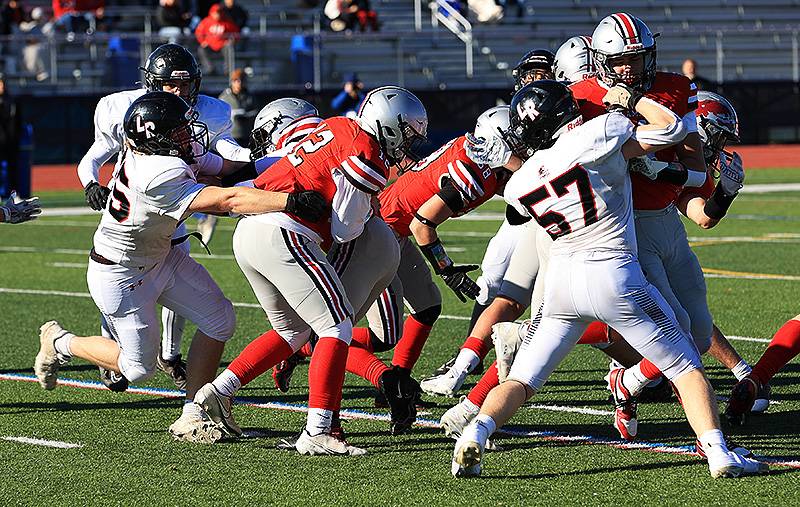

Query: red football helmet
left=695, top=91, right=739, bottom=165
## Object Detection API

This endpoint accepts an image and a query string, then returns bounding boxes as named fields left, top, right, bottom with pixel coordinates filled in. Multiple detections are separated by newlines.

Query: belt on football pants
left=89, top=248, right=116, bottom=265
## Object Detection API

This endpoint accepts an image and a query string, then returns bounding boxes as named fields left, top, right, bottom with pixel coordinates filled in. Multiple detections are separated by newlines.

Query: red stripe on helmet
left=614, top=13, right=640, bottom=44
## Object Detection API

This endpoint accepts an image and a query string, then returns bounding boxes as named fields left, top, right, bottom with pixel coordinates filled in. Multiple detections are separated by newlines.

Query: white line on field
left=2, top=436, right=82, bottom=449
left=705, top=273, right=800, bottom=281
left=526, top=404, right=614, bottom=416
left=48, top=262, right=86, bottom=269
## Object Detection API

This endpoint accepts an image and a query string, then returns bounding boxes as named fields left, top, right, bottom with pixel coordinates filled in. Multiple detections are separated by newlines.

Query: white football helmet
left=695, top=91, right=740, bottom=165
left=474, top=105, right=511, bottom=141
left=357, top=86, right=428, bottom=172
left=591, top=13, right=657, bottom=90
left=554, top=36, right=596, bottom=84
left=249, top=98, right=320, bottom=160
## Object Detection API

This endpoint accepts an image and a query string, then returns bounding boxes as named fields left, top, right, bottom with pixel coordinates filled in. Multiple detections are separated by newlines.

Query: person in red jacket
left=195, top=4, right=240, bottom=75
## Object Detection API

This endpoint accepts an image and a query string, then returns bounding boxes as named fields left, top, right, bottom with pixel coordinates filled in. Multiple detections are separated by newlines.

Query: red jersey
left=379, top=135, right=498, bottom=237
left=570, top=72, right=699, bottom=210
left=254, top=116, right=388, bottom=245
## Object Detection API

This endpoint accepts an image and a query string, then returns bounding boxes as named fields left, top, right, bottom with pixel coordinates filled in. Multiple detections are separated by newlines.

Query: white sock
left=212, top=369, right=242, bottom=398
left=452, top=349, right=480, bottom=376
left=306, top=408, right=334, bottom=436
left=731, top=360, right=753, bottom=381
left=470, top=414, right=497, bottom=447
left=182, top=399, right=202, bottom=417
left=461, top=397, right=480, bottom=414
left=699, top=429, right=729, bottom=456
left=53, top=333, right=75, bottom=358
left=622, top=363, right=653, bottom=397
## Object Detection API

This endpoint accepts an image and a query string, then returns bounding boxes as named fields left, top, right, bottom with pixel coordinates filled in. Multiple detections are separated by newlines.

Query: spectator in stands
left=348, top=0, right=378, bottom=32
left=1, top=0, right=26, bottom=35
left=156, top=0, right=191, bottom=34
left=331, top=72, right=365, bottom=117
left=324, top=0, right=352, bottom=32
left=0, top=76, right=21, bottom=198
left=682, top=58, right=713, bottom=91
left=52, top=0, right=105, bottom=34
left=19, top=7, right=53, bottom=81
left=195, top=3, right=240, bottom=75
left=218, top=68, right=256, bottom=146
left=219, top=0, right=246, bottom=30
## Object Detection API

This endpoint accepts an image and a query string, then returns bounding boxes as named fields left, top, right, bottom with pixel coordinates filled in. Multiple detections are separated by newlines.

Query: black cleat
left=379, top=367, right=419, bottom=435
left=157, top=354, right=187, bottom=391
left=98, top=366, right=129, bottom=392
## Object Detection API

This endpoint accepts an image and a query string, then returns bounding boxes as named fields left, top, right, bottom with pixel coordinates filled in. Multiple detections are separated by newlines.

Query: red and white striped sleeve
left=446, top=158, right=487, bottom=203
left=340, top=155, right=388, bottom=195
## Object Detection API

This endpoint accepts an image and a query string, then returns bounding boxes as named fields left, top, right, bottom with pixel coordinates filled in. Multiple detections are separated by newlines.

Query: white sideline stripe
left=2, top=436, right=82, bottom=449
left=49, top=262, right=86, bottom=269
left=526, top=404, right=613, bottom=416
left=1, top=373, right=797, bottom=470
left=0, top=287, right=780, bottom=345
left=705, top=273, right=800, bottom=282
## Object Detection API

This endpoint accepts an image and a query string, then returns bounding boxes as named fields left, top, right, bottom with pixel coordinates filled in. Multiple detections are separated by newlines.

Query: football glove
left=602, top=83, right=643, bottom=112
left=286, top=190, right=328, bottom=223
left=84, top=181, right=110, bottom=211
left=627, top=156, right=670, bottom=180
left=1, top=191, right=41, bottom=224
left=440, top=264, right=480, bottom=302
left=464, top=132, right=512, bottom=168
left=719, top=151, right=744, bottom=196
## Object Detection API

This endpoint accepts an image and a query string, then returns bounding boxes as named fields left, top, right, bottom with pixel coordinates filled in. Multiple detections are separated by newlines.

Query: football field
left=1, top=168, right=799, bottom=506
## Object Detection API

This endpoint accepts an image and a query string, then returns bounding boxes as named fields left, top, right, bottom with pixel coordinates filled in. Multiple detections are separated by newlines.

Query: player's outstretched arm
left=189, top=186, right=327, bottom=222
left=621, top=97, right=688, bottom=161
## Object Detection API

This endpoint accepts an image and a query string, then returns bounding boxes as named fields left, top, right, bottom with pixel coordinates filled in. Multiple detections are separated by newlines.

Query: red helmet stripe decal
left=613, top=13, right=640, bottom=44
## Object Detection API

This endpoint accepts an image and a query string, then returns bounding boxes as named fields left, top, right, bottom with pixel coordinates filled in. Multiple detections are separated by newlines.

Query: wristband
left=419, top=239, right=453, bottom=274
left=704, top=183, right=737, bottom=219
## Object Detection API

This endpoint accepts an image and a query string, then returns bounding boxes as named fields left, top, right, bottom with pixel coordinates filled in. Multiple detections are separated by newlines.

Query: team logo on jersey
left=135, top=116, right=156, bottom=139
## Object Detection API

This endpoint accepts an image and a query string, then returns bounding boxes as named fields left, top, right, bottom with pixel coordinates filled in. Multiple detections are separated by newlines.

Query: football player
left=186, top=87, right=428, bottom=455
left=0, top=192, right=41, bottom=224
left=34, top=92, right=326, bottom=442
left=75, top=43, right=250, bottom=392
left=451, top=80, right=768, bottom=479
left=553, top=35, right=596, bottom=83
left=512, top=49, right=555, bottom=91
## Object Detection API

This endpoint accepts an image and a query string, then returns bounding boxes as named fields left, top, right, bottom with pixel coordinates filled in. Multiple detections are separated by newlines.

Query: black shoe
left=98, top=366, right=129, bottom=392
left=379, top=367, right=419, bottom=435
left=157, top=354, right=187, bottom=390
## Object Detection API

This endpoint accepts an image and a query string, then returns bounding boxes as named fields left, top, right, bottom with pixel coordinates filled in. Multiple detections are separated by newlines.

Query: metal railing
left=429, top=0, right=474, bottom=78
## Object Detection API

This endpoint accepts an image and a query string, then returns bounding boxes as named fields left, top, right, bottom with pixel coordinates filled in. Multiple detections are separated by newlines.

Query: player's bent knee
left=412, top=304, right=441, bottom=327
left=317, top=318, right=353, bottom=344
left=476, top=275, right=502, bottom=306
left=118, top=356, right=157, bottom=383
left=201, top=299, right=236, bottom=342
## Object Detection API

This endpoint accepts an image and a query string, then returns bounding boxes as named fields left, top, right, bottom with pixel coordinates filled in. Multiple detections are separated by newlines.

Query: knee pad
left=203, top=299, right=236, bottom=342
left=316, top=318, right=353, bottom=345
left=476, top=275, right=501, bottom=306
left=281, top=328, right=313, bottom=353
left=118, top=355, right=157, bottom=383
left=412, top=304, right=441, bottom=327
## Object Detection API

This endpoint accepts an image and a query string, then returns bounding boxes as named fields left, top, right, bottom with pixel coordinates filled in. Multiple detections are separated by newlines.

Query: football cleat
left=194, top=383, right=242, bottom=437
left=98, top=366, right=130, bottom=392
left=432, top=350, right=483, bottom=378
left=379, top=367, right=418, bottom=435
left=695, top=437, right=754, bottom=459
left=440, top=397, right=479, bottom=439
left=168, top=409, right=225, bottom=444
left=606, top=367, right=638, bottom=440
left=451, top=437, right=484, bottom=478
left=272, top=353, right=304, bottom=393
left=278, top=413, right=346, bottom=451
left=724, top=375, right=763, bottom=425
left=157, top=354, right=187, bottom=391
left=751, top=383, right=771, bottom=414
left=295, top=429, right=367, bottom=456
left=420, top=368, right=468, bottom=398
left=196, top=214, right=218, bottom=245
left=707, top=450, right=769, bottom=478
left=35, top=321, right=72, bottom=391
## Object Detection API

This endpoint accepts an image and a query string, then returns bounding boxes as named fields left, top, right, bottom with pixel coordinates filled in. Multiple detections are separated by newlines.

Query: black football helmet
left=123, top=91, right=209, bottom=164
left=506, top=80, right=582, bottom=159
left=140, top=43, right=202, bottom=105
left=512, top=49, right=555, bottom=92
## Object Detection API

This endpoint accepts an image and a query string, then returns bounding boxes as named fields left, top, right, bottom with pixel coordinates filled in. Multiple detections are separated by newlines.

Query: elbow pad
left=634, top=119, right=688, bottom=146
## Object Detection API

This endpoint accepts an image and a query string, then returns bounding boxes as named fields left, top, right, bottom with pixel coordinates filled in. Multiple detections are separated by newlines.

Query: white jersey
left=77, top=90, right=248, bottom=188
left=92, top=153, right=205, bottom=267
left=504, top=112, right=636, bottom=256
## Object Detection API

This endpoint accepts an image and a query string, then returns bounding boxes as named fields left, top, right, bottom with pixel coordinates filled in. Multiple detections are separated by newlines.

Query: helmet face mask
left=591, top=13, right=657, bottom=91
left=512, top=49, right=556, bottom=92
left=380, top=115, right=428, bottom=173
left=141, top=44, right=203, bottom=106
left=249, top=98, right=320, bottom=160
left=695, top=91, right=740, bottom=167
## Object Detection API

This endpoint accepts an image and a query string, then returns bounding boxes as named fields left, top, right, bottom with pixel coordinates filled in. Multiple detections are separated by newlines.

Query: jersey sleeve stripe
left=277, top=116, right=323, bottom=149
left=347, top=155, right=387, bottom=189
left=446, top=162, right=472, bottom=199
left=450, top=160, right=485, bottom=201
left=340, top=160, right=380, bottom=194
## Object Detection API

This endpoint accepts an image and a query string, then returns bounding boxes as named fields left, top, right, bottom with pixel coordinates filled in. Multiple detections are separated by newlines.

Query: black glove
left=84, top=182, right=110, bottom=211
left=440, top=264, right=480, bottom=303
left=286, top=190, right=328, bottom=223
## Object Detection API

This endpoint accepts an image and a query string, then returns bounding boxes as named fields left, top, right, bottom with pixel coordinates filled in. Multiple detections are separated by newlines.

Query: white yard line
left=526, top=404, right=613, bottom=416
left=2, top=436, right=82, bottom=449
left=48, top=262, right=87, bottom=269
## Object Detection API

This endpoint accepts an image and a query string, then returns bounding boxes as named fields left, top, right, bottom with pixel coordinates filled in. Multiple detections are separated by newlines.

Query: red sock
left=462, top=336, right=492, bottom=360
left=346, top=328, right=389, bottom=388
left=227, top=329, right=294, bottom=386
left=392, top=315, right=433, bottom=371
left=298, top=341, right=313, bottom=358
left=752, top=319, right=800, bottom=384
left=638, top=358, right=663, bottom=380
left=308, top=337, right=349, bottom=411
left=578, top=321, right=609, bottom=344
left=466, top=361, right=499, bottom=407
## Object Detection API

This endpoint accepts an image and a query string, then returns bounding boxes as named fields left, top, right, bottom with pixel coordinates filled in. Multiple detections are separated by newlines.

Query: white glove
left=602, top=83, right=643, bottom=111
left=628, top=156, right=670, bottom=180
left=464, top=132, right=512, bottom=168
left=0, top=191, right=42, bottom=224
left=718, top=151, right=744, bottom=196
left=492, top=320, right=529, bottom=383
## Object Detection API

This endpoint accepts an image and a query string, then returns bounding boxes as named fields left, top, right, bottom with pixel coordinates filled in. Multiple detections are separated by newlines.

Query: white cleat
left=420, top=369, right=467, bottom=397
left=295, top=429, right=367, bottom=456
left=35, top=321, right=71, bottom=390
left=491, top=321, right=526, bottom=382
left=169, top=408, right=225, bottom=444
left=708, top=450, right=770, bottom=478
left=440, top=397, right=479, bottom=439
left=451, top=437, right=484, bottom=478
left=194, top=383, right=242, bottom=437
left=196, top=214, right=218, bottom=245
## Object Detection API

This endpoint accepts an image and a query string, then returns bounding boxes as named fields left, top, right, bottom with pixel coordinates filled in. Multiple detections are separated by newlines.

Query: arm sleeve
left=76, top=98, right=123, bottom=187
left=147, top=167, right=206, bottom=221
left=436, top=177, right=466, bottom=213
left=330, top=169, right=372, bottom=243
